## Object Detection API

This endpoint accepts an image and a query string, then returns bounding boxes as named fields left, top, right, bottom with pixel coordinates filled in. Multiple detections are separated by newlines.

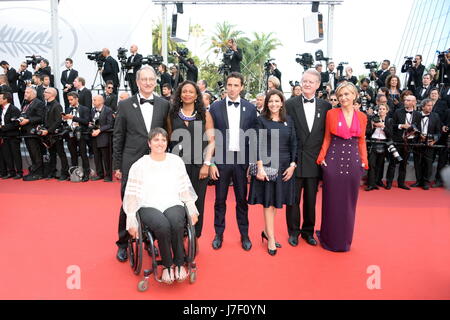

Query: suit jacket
left=78, top=87, right=92, bottom=108
left=113, top=95, right=170, bottom=176
left=91, top=106, right=114, bottom=148
left=125, top=54, right=143, bottom=76
left=67, top=104, right=91, bottom=140
left=209, top=98, right=258, bottom=165
left=366, top=116, right=393, bottom=140
left=5, top=68, right=18, bottom=92
left=61, top=68, right=78, bottom=92
left=103, top=93, right=118, bottom=112
left=375, top=69, right=389, bottom=88
left=159, top=72, right=172, bottom=92
left=21, top=98, right=45, bottom=134
left=419, top=112, right=441, bottom=139
left=415, top=85, right=434, bottom=101
left=17, top=70, right=32, bottom=92
left=102, top=56, right=120, bottom=85
left=401, top=63, right=425, bottom=88
left=392, top=108, right=421, bottom=142
left=0, top=84, right=12, bottom=94
left=179, top=56, right=198, bottom=82
left=230, top=48, right=243, bottom=73
left=44, top=99, right=64, bottom=133
left=0, top=104, right=21, bottom=137
left=432, top=99, right=448, bottom=122
left=285, top=96, right=331, bottom=178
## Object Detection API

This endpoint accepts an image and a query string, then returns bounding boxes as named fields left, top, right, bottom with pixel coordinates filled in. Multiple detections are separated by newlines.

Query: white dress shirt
left=421, top=113, right=430, bottom=135
left=1, top=103, right=10, bottom=125
left=139, top=93, right=154, bottom=133
left=302, top=96, right=316, bottom=132
left=226, top=96, right=241, bottom=152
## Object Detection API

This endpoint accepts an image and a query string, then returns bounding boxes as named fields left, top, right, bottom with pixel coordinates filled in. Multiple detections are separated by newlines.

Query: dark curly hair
left=169, top=80, right=205, bottom=121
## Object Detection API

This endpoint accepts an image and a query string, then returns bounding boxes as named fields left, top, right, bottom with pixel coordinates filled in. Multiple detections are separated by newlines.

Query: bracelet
left=210, top=163, right=216, bottom=167
left=289, top=162, right=297, bottom=168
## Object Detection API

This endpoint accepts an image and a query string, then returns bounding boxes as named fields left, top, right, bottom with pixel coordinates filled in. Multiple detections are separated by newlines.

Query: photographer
left=62, top=91, right=91, bottom=182
left=414, top=73, right=434, bottom=103
left=19, top=87, right=45, bottom=181
left=226, top=39, right=243, bottom=73
left=157, top=64, right=172, bottom=94
left=170, top=65, right=184, bottom=91
left=16, top=62, right=32, bottom=104
left=371, top=59, right=390, bottom=89
left=386, top=75, right=402, bottom=111
left=324, top=61, right=337, bottom=90
left=290, top=82, right=302, bottom=98
left=0, top=92, right=22, bottom=179
left=267, top=75, right=281, bottom=91
left=436, top=50, right=450, bottom=88
left=365, top=103, right=393, bottom=191
left=103, top=80, right=118, bottom=113
left=343, top=66, right=357, bottom=85
left=0, top=75, right=12, bottom=94
left=401, top=55, right=425, bottom=92
left=90, top=95, right=114, bottom=182
left=35, top=59, right=53, bottom=86
left=385, top=95, right=421, bottom=190
left=174, top=51, right=198, bottom=83
left=125, top=44, right=143, bottom=95
left=101, top=48, right=120, bottom=94
left=61, top=58, right=78, bottom=109
left=0, top=61, right=19, bottom=95
left=73, top=77, right=92, bottom=109
left=41, top=88, right=69, bottom=180
left=358, top=78, right=375, bottom=111
left=411, top=99, right=441, bottom=190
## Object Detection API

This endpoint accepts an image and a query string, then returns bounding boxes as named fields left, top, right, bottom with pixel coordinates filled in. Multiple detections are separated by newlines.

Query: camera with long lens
left=169, top=47, right=189, bottom=58
left=337, top=62, right=348, bottom=73
left=386, top=140, right=403, bottom=162
left=436, top=50, right=449, bottom=64
left=30, top=124, right=47, bottom=136
left=403, top=123, right=420, bottom=140
left=295, top=53, right=314, bottom=69
left=85, top=51, right=105, bottom=69
left=264, top=59, right=275, bottom=71
left=371, top=114, right=381, bottom=123
left=289, top=80, right=300, bottom=87
left=403, top=56, right=414, bottom=69
left=419, top=133, right=437, bottom=146
left=141, top=54, right=163, bottom=69
left=359, top=90, right=369, bottom=110
left=25, top=55, right=43, bottom=68
left=314, top=49, right=329, bottom=62
left=10, top=113, right=27, bottom=124
left=88, top=119, right=100, bottom=134
left=117, top=47, right=128, bottom=69
left=54, top=122, right=71, bottom=136
left=364, top=61, right=378, bottom=70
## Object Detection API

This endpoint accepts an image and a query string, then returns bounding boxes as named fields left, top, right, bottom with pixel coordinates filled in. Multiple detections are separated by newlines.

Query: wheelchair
left=127, top=206, right=198, bottom=291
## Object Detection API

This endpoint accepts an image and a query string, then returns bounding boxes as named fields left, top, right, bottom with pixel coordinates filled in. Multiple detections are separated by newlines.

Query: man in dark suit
left=386, top=95, right=421, bottom=190
left=73, top=77, right=92, bottom=109
left=176, top=53, right=198, bottom=83
left=113, top=66, right=170, bottom=262
left=19, top=87, right=45, bottom=181
left=285, top=69, right=331, bottom=247
left=103, top=80, right=118, bottom=113
left=227, top=39, right=243, bottom=73
left=91, top=95, right=114, bottom=182
left=16, top=62, right=32, bottom=105
left=371, top=59, right=390, bottom=89
left=0, top=61, right=19, bottom=94
left=125, top=44, right=142, bottom=96
left=34, top=59, right=53, bottom=86
left=208, top=72, right=257, bottom=251
left=61, top=58, right=78, bottom=109
left=402, top=54, right=425, bottom=92
left=411, top=99, right=441, bottom=190
left=0, top=92, right=22, bottom=179
left=101, top=48, right=120, bottom=94
left=414, top=73, right=434, bottom=103
left=62, top=91, right=91, bottom=181
left=41, top=88, right=69, bottom=180
left=157, top=64, right=172, bottom=94
left=325, top=61, right=338, bottom=91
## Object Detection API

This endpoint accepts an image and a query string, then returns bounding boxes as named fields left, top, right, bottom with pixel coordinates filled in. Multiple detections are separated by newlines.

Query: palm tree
left=152, top=20, right=179, bottom=56
left=209, top=21, right=247, bottom=55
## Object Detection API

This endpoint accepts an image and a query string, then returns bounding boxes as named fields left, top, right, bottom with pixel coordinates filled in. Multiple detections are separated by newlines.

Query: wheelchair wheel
left=138, top=279, right=149, bottom=292
left=128, top=216, right=143, bottom=275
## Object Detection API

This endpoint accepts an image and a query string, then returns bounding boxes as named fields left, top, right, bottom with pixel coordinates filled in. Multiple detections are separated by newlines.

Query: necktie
left=228, top=101, right=239, bottom=108
left=140, top=98, right=154, bottom=105
left=406, top=111, right=413, bottom=114
left=303, top=97, right=315, bottom=104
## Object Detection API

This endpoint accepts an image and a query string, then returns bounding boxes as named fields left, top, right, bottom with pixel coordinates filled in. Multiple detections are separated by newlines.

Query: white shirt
left=226, top=96, right=241, bottom=152
left=302, top=96, right=316, bottom=132
left=68, top=105, right=79, bottom=129
left=122, top=153, right=199, bottom=231
left=1, top=103, right=10, bottom=125
left=371, top=119, right=387, bottom=140
left=139, top=93, right=154, bottom=133
left=328, top=70, right=335, bottom=90
left=128, top=55, right=135, bottom=74
left=421, top=113, right=430, bottom=135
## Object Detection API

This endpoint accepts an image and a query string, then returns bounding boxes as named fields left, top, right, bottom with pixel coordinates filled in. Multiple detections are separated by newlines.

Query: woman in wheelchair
left=123, top=127, right=199, bottom=284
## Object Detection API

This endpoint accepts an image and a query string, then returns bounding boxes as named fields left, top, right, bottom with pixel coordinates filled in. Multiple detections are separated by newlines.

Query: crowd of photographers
left=0, top=43, right=449, bottom=188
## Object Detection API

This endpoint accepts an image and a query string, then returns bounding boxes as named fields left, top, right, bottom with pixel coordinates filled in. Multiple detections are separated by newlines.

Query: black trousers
left=48, top=138, right=69, bottom=177
left=67, top=136, right=90, bottom=174
left=0, top=137, right=23, bottom=175
left=413, top=146, right=434, bottom=185
left=139, top=206, right=186, bottom=268
left=434, top=135, right=449, bottom=182
left=185, top=164, right=209, bottom=238
left=367, top=147, right=386, bottom=187
left=127, top=73, right=138, bottom=96
left=18, top=90, right=25, bottom=105
left=92, top=139, right=111, bottom=179
left=286, top=177, right=318, bottom=238
left=24, top=137, right=43, bottom=175
left=386, top=142, right=411, bottom=184
left=214, top=164, right=249, bottom=237
left=117, top=173, right=130, bottom=248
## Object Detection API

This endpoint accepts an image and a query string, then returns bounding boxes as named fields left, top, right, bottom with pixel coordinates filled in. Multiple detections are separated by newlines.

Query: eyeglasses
left=330, top=99, right=338, bottom=101
left=107, top=86, right=113, bottom=89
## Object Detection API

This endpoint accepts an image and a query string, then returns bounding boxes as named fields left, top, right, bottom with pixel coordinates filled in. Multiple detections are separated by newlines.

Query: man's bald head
left=93, top=95, right=105, bottom=108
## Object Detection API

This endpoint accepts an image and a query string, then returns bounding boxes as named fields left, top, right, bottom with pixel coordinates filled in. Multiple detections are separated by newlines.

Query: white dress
left=123, top=153, right=199, bottom=231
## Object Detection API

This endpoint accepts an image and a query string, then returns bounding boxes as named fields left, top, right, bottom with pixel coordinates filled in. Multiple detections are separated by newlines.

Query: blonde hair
left=268, top=76, right=280, bottom=89
left=335, top=81, right=359, bottom=100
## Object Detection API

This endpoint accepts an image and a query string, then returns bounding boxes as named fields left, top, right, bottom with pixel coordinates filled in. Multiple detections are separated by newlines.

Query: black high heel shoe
left=261, top=231, right=281, bottom=248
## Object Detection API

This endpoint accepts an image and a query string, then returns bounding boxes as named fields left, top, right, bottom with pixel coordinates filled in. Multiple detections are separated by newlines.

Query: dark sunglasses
left=330, top=98, right=338, bottom=101
left=107, top=86, right=113, bottom=89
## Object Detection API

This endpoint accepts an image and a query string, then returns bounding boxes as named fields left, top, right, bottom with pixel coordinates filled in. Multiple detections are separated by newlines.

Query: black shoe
left=422, top=184, right=430, bottom=190
left=58, top=175, right=69, bottom=181
left=1, top=173, right=14, bottom=179
left=302, top=235, right=317, bottom=246
left=288, top=234, right=299, bottom=247
left=212, top=234, right=223, bottom=250
left=103, top=177, right=113, bottom=182
left=82, top=176, right=89, bottom=182
left=45, top=174, right=56, bottom=180
left=116, top=247, right=128, bottom=262
left=268, top=248, right=277, bottom=256
left=385, top=182, right=392, bottom=190
left=261, top=231, right=281, bottom=248
left=376, top=181, right=385, bottom=188
left=398, top=184, right=411, bottom=190
left=13, top=174, right=23, bottom=180
left=91, top=176, right=104, bottom=181
left=241, top=236, right=252, bottom=251
left=23, top=174, right=43, bottom=181
left=410, top=182, right=422, bottom=188
left=365, top=186, right=376, bottom=191
left=432, top=181, right=443, bottom=188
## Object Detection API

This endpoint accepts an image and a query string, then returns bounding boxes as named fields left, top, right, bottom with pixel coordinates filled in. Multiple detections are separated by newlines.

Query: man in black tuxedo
left=0, top=61, right=19, bottom=95
left=41, top=88, right=69, bottom=180
left=61, top=58, right=78, bottom=109
left=34, top=59, right=53, bottom=86
left=385, top=95, right=421, bottom=190
left=176, top=53, right=198, bottom=82
left=19, top=87, right=45, bottom=181
left=324, top=61, right=338, bottom=91
left=73, top=77, right=92, bottom=109
left=402, top=55, right=425, bottom=92
left=125, top=44, right=142, bottom=96
left=91, top=95, right=114, bottom=182
left=103, top=80, right=118, bottom=113
left=208, top=72, right=257, bottom=251
left=414, top=73, right=434, bottom=103
left=16, top=62, right=32, bottom=105
left=113, top=66, right=170, bottom=262
left=157, top=64, right=172, bottom=94
left=0, top=92, right=22, bottom=179
left=101, top=48, right=120, bottom=94
left=62, top=92, right=91, bottom=181
left=285, top=69, right=331, bottom=247
left=371, top=59, right=390, bottom=89
left=227, top=39, right=243, bottom=73
left=410, top=99, right=441, bottom=190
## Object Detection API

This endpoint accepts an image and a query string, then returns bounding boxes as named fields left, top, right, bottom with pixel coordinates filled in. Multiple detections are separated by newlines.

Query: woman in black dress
left=167, top=81, right=215, bottom=239
left=248, top=89, right=297, bottom=256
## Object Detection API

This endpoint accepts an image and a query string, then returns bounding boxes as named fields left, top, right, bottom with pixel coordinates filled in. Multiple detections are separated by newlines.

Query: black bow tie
left=228, top=101, right=240, bottom=108
left=140, top=98, right=154, bottom=105
left=422, top=114, right=429, bottom=118
left=406, top=111, right=413, bottom=114
left=303, top=97, right=315, bottom=104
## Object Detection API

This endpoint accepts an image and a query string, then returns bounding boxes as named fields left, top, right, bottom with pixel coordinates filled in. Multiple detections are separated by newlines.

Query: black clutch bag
left=248, top=163, right=278, bottom=182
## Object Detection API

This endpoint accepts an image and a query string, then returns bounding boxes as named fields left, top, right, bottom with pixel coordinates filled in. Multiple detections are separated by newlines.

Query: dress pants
left=48, top=138, right=69, bottom=177
left=127, top=73, right=138, bottom=96
left=367, top=148, right=386, bottom=187
left=139, top=205, right=186, bottom=268
left=286, top=177, right=318, bottom=238
left=24, top=137, right=43, bottom=175
left=434, top=134, right=449, bottom=183
left=67, top=136, right=90, bottom=175
left=92, top=139, right=111, bottom=179
left=185, top=164, right=209, bottom=238
left=0, top=137, right=23, bottom=175
left=214, top=164, right=249, bottom=237
left=413, top=146, right=434, bottom=185
left=117, top=174, right=130, bottom=248
left=386, top=142, right=411, bottom=184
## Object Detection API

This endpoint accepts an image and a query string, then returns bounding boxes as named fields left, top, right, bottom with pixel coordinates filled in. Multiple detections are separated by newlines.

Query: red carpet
left=0, top=178, right=449, bottom=300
